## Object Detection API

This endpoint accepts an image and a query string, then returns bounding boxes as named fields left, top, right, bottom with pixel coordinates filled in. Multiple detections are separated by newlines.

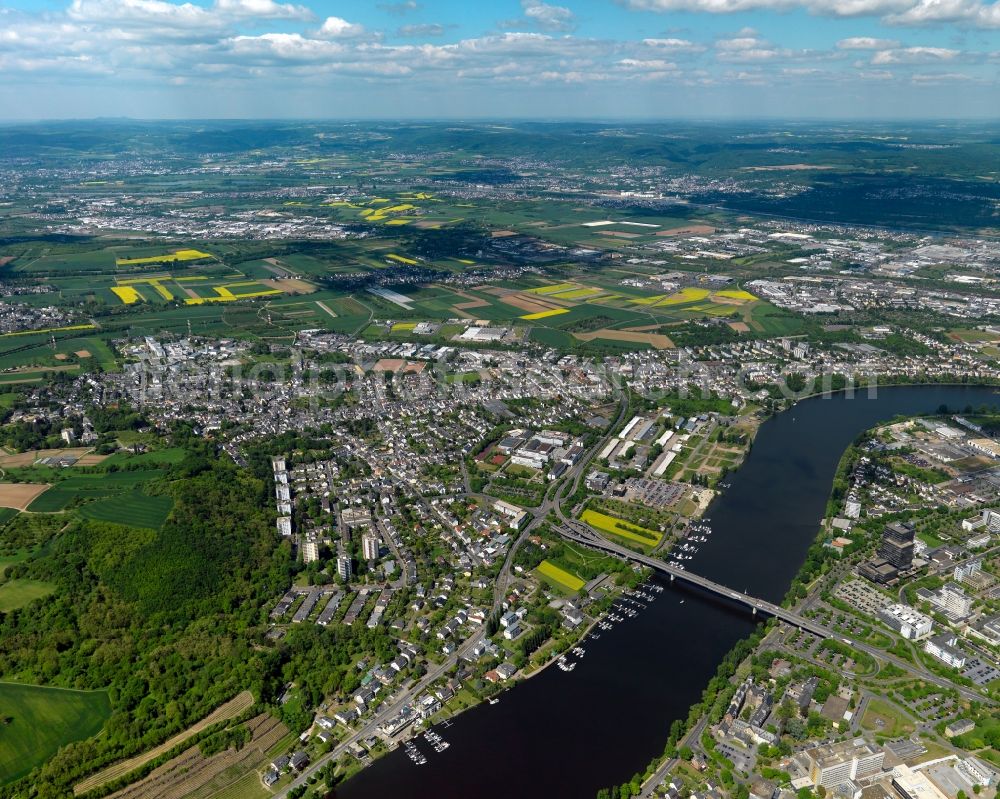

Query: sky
left=0, top=0, right=998, bottom=119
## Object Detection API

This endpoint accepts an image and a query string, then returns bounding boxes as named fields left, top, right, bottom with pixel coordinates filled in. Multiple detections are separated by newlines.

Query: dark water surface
left=337, top=385, right=1000, bottom=799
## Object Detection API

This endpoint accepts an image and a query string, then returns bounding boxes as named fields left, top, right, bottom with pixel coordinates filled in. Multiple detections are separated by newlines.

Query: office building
left=878, top=521, right=915, bottom=571
left=917, top=582, right=973, bottom=620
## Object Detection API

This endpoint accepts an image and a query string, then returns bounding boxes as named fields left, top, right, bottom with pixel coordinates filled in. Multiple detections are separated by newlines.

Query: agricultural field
left=115, top=249, right=214, bottom=266
left=78, top=492, right=174, bottom=530
left=108, top=714, right=293, bottom=799
left=579, top=508, right=662, bottom=548
left=536, top=560, right=585, bottom=593
left=24, top=468, right=167, bottom=514
left=0, top=334, right=117, bottom=379
left=0, top=483, right=50, bottom=510
left=74, top=691, right=256, bottom=796
left=0, top=682, right=112, bottom=785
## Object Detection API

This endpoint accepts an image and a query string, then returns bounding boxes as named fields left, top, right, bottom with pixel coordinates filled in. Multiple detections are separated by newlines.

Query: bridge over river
left=557, top=521, right=833, bottom=639
left=556, top=521, right=992, bottom=705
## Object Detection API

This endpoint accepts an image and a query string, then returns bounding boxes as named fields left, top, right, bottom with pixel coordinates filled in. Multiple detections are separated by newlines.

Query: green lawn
left=78, top=492, right=174, bottom=530
left=0, top=682, right=112, bottom=785
left=860, top=697, right=914, bottom=738
left=0, top=579, right=54, bottom=611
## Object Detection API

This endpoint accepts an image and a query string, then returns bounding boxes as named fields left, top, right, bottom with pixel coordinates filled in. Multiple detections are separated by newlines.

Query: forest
left=0, top=443, right=388, bottom=798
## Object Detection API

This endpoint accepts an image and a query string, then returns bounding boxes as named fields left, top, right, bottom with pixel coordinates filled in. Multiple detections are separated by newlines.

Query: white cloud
left=397, top=23, right=447, bottom=37
left=885, top=0, right=1000, bottom=25
left=214, top=0, right=312, bottom=20
left=317, top=16, right=365, bottom=38
left=642, top=37, right=706, bottom=52
left=68, top=0, right=212, bottom=28
left=621, top=0, right=1000, bottom=24
left=837, top=36, right=900, bottom=47
left=521, top=0, right=577, bottom=32
left=617, top=57, right=678, bottom=69
left=910, top=70, right=974, bottom=80
left=226, top=31, right=344, bottom=61
left=871, top=44, right=960, bottom=61
left=377, top=1, right=420, bottom=15
left=715, top=33, right=784, bottom=60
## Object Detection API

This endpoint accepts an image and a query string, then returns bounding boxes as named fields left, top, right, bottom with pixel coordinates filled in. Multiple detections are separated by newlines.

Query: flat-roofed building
left=806, top=740, right=885, bottom=790
left=891, top=765, right=949, bottom=799
left=878, top=604, right=933, bottom=640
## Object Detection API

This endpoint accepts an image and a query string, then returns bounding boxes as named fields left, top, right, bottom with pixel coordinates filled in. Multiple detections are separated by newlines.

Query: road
left=638, top=716, right=708, bottom=799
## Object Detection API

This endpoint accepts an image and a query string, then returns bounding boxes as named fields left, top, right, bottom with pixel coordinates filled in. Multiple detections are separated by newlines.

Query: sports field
left=0, top=682, right=111, bottom=785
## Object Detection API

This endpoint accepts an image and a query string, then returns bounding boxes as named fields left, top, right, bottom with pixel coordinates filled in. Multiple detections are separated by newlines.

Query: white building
left=983, top=509, right=1000, bottom=532
left=924, top=633, right=966, bottom=668
left=493, top=500, right=528, bottom=530
left=362, top=533, right=380, bottom=561
left=806, top=740, right=885, bottom=790
left=878, top=604, right=933, bottom=640
left=302, top=540, right=320, bottom=564
left=337, top=554, right=352, bottom=581
left=920, top=583, right=973, bottom=619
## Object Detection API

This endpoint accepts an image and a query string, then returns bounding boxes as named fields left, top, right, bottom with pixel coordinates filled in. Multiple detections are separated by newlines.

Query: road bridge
left=558, top=523, right=830, bottom=639
left=556, top=524, right=993, bottom=705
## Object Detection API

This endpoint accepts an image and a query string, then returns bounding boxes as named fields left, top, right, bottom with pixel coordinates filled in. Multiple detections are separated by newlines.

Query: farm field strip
left=73, top=691, right=255, bottom=796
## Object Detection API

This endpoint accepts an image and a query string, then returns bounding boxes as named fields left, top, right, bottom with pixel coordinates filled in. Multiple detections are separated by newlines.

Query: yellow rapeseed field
left=536, top=560, right=585, bottom=592
left=520, top=308, right=570, bottom=321
left=111, top=286, right=142, bottom=305
left=116, top=249, right=212, bottom=266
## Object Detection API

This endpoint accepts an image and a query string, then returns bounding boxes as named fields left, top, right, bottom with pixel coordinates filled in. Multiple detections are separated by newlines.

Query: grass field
left=860, top=698, right=915, bottom=738
left=0, top=579, right=55, bottom=611
left=78, top=492, right=174, bottom=530
left=580, top=508, right=662, bottom=547
left=536, top=560, right=585, bottom=592
left=0, top=682, right=112, bottom=785
left=100, top=447, right=188, bottom=467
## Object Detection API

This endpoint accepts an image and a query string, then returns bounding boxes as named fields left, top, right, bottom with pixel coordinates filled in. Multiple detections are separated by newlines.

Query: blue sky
left=0, top=0, right=998, bottom=118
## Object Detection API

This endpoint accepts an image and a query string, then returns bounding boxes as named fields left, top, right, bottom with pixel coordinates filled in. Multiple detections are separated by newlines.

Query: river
left=335, top=385, right=1000, bottom=799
